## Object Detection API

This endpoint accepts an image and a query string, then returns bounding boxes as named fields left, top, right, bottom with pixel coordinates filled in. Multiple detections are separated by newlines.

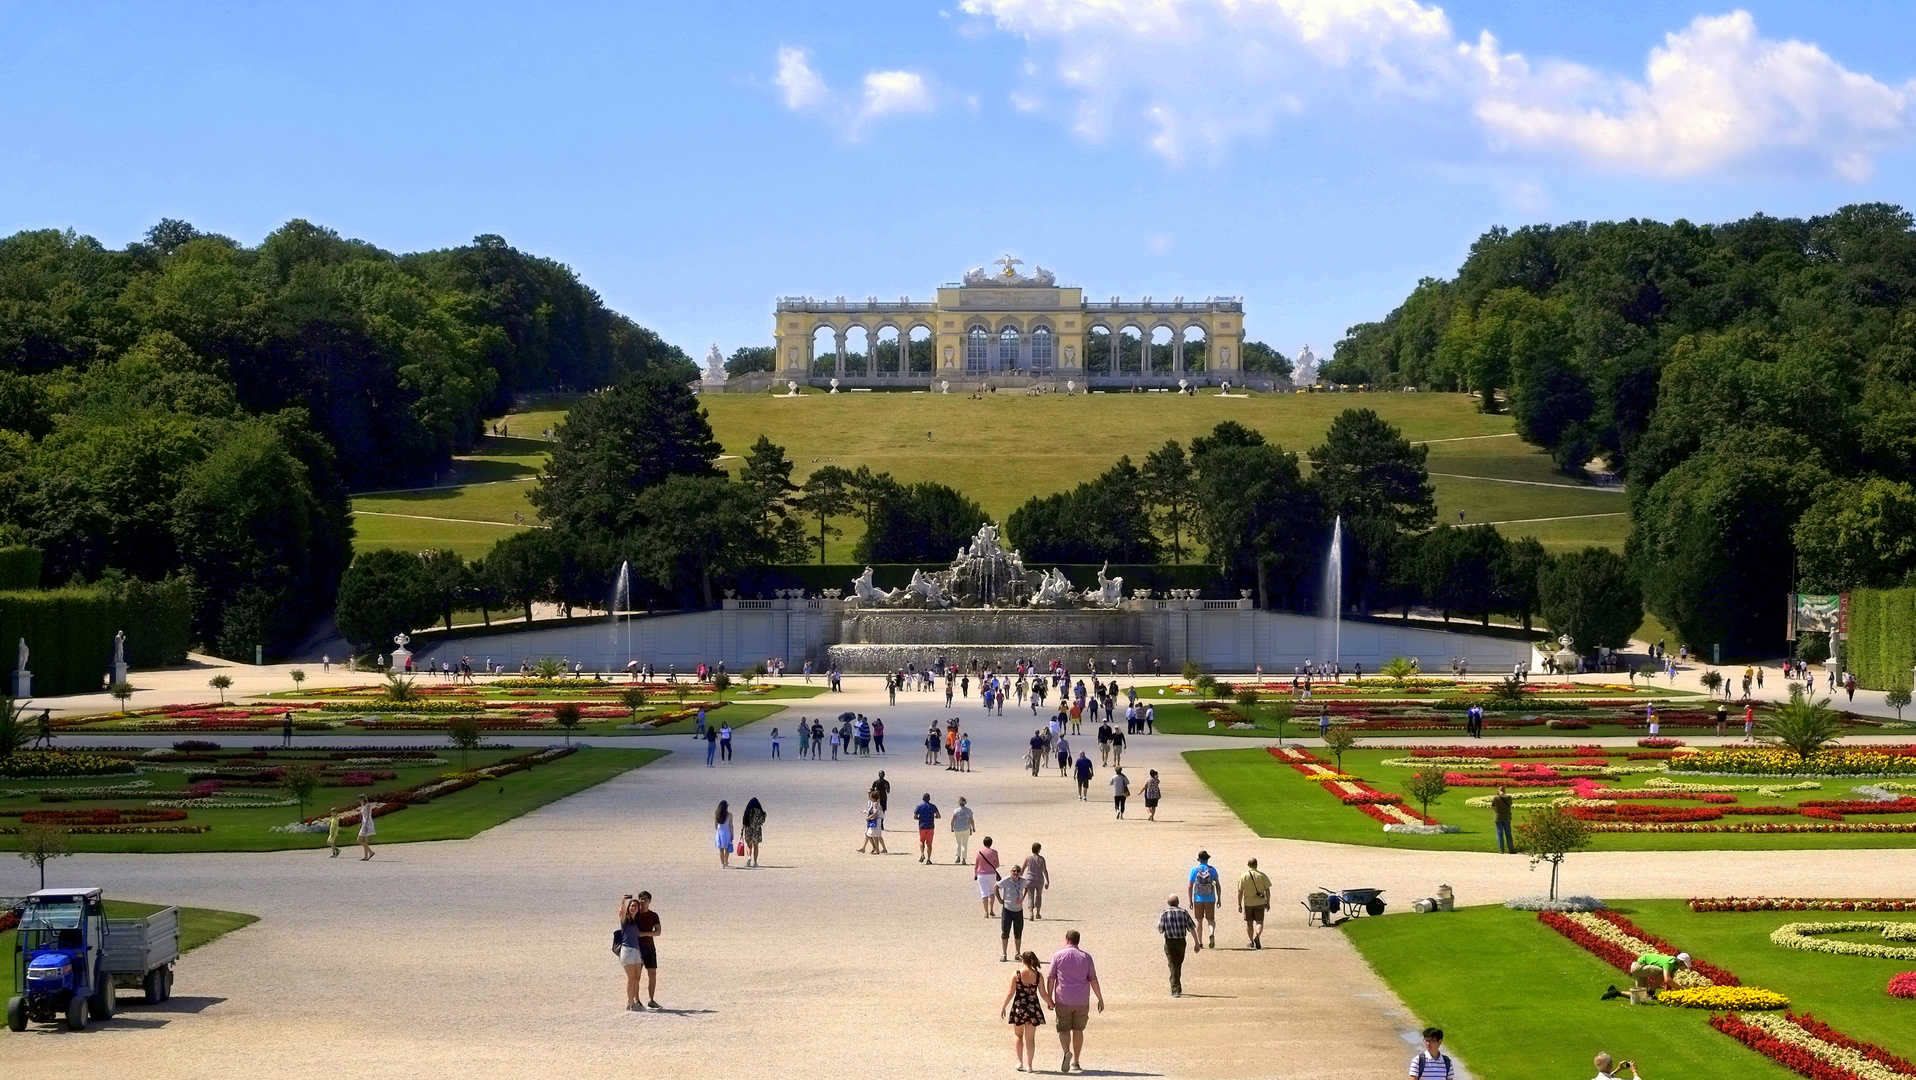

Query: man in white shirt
left=1591, top=1052, right=1644, bottom=1079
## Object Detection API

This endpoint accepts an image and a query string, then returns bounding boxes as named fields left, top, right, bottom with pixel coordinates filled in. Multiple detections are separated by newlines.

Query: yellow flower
left=1658, top=986, right=1788, bottom=1010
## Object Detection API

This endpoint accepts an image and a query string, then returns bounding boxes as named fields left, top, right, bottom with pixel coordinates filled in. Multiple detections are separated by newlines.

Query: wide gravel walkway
left=7, top=677, right=1915, bottom=1078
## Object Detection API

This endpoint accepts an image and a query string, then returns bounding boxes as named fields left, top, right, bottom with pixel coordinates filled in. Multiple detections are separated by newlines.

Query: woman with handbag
left=714, top=800, right=734, bottom=868
left=741, top=798, right=767, bottom=867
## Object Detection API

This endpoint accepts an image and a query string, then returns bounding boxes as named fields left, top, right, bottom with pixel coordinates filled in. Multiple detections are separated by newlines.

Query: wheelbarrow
left=1333, top=886, right=1387, bottom=918
left=1302, top=890, right=1341, bottom=927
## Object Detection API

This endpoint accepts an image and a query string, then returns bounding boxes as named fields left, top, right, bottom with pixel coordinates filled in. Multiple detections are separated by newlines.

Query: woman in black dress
left=1000, top=951, right=1052, bottom=1071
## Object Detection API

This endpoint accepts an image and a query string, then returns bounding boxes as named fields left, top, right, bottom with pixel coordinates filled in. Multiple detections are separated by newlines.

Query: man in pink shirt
left=1046, top=929, right=1105, bottom=1073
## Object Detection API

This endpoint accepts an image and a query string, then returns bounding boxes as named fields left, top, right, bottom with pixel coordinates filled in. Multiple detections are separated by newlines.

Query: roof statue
left=962, top=256, right=1057, bottom=288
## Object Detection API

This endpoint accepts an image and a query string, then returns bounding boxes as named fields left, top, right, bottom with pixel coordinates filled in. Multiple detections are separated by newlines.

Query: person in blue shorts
left=1187, top=850, right=1221, bottom=950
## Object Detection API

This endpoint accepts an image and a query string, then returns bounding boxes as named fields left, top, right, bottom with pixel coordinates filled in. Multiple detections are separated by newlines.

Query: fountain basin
left=827, top=643, right=1156, bottom=674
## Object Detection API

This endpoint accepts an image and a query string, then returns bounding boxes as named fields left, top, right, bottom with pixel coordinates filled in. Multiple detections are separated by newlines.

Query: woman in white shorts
left=975, top=836, right=1001, bottom=916
left=356, top=794, right=376, bottom=860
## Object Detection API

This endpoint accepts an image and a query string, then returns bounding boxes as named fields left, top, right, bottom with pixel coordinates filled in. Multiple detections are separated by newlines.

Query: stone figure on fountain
left=851, top=567, right=900, bottom=604
left=1090, top=562, right=1124, bottom=606
left=906, top=568, right=949, bottom=607
left=1028, top=568, right=1075, bottom=607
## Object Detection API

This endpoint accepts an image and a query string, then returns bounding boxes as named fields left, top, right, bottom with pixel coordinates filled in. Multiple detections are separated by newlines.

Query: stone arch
left=1117, top=324, right=1145, bottom=374
left=810, top=324, right=839, bottom=376
left=1149, top=324, right=1175, bottom=374
left=907, top=323, right=935, bottom=374
left=1179, top=323, right=1208, bottom=372
left=965, top=324, right=991, bottom=373
left=1085, top=325, right=1113, bottom=375
left=1029, top=324, right=1056, bottom=371
left=997, top=325, right=1022, bottom=370
left=843, top=325, right=871, bottom=376
left=873, top=323, right=903, bottom=376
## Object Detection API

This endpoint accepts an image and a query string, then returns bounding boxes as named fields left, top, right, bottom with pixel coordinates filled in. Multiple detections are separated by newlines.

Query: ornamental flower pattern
left=1770, top=922, right=1916, bottom=961
left=1713, top=1013, right=1916, bottom=1080
left=1658, top=986, right=1790, bottom=1010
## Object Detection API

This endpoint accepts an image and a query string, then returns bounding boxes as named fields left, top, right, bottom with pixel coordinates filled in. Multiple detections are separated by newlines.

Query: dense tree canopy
left=1335, top=203, right=1916, bottom=651
left=0, top=218, right=689, bottom=656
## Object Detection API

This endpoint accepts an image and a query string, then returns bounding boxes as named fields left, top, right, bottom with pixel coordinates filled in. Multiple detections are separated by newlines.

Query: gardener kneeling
left=1628, top=951, right=1690, bottom=997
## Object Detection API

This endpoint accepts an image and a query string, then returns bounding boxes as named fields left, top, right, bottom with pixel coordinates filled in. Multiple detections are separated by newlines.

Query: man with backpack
left=1187, top=851, right=1221, bottom=951
left=1409, top=1027, right=1454, bottom=1078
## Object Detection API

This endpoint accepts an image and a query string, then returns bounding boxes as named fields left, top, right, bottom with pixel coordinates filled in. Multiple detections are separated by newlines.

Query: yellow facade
left=772, top=262, right=1243, bottom=381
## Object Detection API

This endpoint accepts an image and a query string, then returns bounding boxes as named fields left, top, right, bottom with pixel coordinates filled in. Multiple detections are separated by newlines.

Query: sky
left=4, top=0, right=1915, bottom=360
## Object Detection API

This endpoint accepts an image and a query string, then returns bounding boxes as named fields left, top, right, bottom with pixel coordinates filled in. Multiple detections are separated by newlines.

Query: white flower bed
left=1561, top=912, right=1713, bottom=988
left=1770, top=921, right=1916, bottom=960
left=1734, top=1013, right=1916, bottom=1080
left=148, top=796, right=298, bottom=809
left=1504, top=895, right=1605, bottom=911
left=1643, top=777, right=1821, bottom=796
left=269, top=822, right=329, bottom=834
left=1383, top=823, right=1461, bottom=834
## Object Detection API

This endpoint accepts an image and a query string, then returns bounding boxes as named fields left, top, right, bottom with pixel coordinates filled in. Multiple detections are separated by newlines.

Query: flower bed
left=0, top=824, right=210, bottom=835
left=1770, top=922, right=1916, bottom=961
left=1888, top=973, right=1916, bottom=999
left=1711, top=1012, right=1916, bottom=1080
left=1536, top=909, right=1738, bottom=987
left=1672, top=747, right=1916, bottom=777
left=309, top=746, right=577, bottom=826
left=1690, top=898, right=1916, bottom=913
left=6, top=808, right=189, bottom=825
left=1659, top=986, right=1790, bottom=1010
left=1586, top=822, right=1916, bottom=834
left=1638, top=737, right=1685, bottom=749
left=1267, top=746, right=1443, bottom=828
left=0, top=752, right=139, bottom=779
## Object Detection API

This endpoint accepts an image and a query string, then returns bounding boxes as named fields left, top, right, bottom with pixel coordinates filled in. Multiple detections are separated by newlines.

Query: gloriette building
left=772, top=258, right=1245, bottom=386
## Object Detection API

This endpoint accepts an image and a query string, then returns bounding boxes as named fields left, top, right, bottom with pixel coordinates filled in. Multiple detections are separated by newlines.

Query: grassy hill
left=350, top=389, right=1628, bottom=562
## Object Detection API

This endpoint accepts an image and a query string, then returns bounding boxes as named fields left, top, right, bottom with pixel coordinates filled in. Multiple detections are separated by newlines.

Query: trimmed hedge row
left=1849, top=587, right=1916, bottom=692
left=0, top=546, right=41, bottom=591
left=0, top=577, right=193, bottom=696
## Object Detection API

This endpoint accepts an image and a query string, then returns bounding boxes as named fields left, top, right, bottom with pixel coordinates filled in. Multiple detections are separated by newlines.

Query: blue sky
left=4, top=1, right=1914, bottom=359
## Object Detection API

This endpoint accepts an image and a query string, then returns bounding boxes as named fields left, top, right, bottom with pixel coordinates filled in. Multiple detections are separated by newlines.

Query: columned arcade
left=772, top=259, right=1245, bottom=385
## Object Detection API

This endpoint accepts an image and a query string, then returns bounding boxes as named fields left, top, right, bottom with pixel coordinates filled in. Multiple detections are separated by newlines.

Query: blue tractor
left=9, top=888, right=122, bottom=1031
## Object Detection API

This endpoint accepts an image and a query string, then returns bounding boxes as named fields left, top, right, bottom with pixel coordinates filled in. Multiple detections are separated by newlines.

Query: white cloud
left=860, top=70, right=934, bottom=119
left=1474, top=12, right=1915, bottom=178
left=960, top=1, right=1916, bottom=177
left=775, top=46, right=830, bottom=111
left=773, top=47, right=936, bottom=138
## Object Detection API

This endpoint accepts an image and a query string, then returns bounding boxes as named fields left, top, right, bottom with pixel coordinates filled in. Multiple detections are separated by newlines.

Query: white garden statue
left=851, top=567, right=899, bottom=604
left=1094, top=562, right=1124, bottom=606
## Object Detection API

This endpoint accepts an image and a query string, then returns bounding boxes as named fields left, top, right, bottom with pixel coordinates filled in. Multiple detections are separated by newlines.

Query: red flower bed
left=1889, top=972, right=1916, bottom=999
left=1792, top=1013, right=1916, bottom=1075
left=1443, top=774, right=1569, bottom=788
left=1408, top=745, right=1607, bottom=759
left=1689, top=897, right=1916, bottom=912
left=1637, top=737, right=1684, bottom=749
left=0, top=911, right=16, bottom=933
left=1537, top=910, right=1741, bottom=986
left=1800, top=797, right=1916, bottom=815
left=14, top=808, right=189, bottom=825
left=1340, top=793, right=1407, bottom=806
left=1710, top=1014, right=1858, bottom=1080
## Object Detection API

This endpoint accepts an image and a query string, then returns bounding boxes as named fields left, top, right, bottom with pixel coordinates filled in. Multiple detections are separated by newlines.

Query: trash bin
left=1436, top=885, right=1454, bottom=912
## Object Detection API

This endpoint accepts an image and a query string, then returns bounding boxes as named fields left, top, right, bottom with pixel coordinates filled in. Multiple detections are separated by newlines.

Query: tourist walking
left=952, top=797, right=975, bottom=863
left=997, top=863, right=1028, bottom=961
left=1109, top=725, right=1126, bottom=767
left=615, top=892, right=661, bottom=1010
left=1409, top=1027, right=1455, bottom=1079
left=326, top=810, right=340, bottom=857
left=976, top=837, right=1002, bottom=916
left=714, top=801, right=735, bottom=868
left=1074, top=752, right=1093, bottom=800
left=959, top=734, right=972, bottom=772
left=925, top=724, right=942, bottom=765
left=914, top=792, right=941, bottom=862
left=860, top=790, right=888, bottom=855
left=1110, top=767, right=1130, bottom=818
left=1491, top=785, right=1514, bottom=853
left=769, top=727, right=781, bottom=759
left=1141, top=769, right=1162, bottom=820
left=704, top=724, right=719, bottom=767
left=830, top=726, right=841, bottom=760
left=873, top=770, right=891, bottom=812
left=1001, top=951, right=1051, bottom=1072
left=1237, top=858, right=1271, bottom=948
left=1024, top=843, right=1050, bottom=919
left=741, top=797, right=766, bottom=867
left=1097, top=721, right=1112, bottom=765
left=811, top=719, right=824, bottom=759
left=356, top=794, right=377, bottom=860
left=1188, top=851, right=1219, bottom=949
left=797, top=721, right=809, bottom=758
left=1047, top=930, right=1104, bottom=1073
left=1157, top=895, right=1196, bottom=996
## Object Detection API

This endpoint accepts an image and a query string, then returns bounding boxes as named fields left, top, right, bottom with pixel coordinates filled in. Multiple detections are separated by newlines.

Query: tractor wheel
left=144, top=970, right=163, bottom=1004
left=88, top=979, right=115, bottom=1020
left=6, top=995, right=25, bottom=1032
left=65, top=993, right=88, bottom=1030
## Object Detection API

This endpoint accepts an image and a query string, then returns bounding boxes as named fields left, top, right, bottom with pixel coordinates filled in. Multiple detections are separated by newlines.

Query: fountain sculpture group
left=850, top=524, right=1121, bottom=610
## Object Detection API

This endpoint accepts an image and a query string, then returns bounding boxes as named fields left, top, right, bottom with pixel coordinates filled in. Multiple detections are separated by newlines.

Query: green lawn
left=1, top=900, right=258, bottom=971
left=1341, top=903, right=1815, bottom=1080
left=350, top=511, right=532, bottom=559
left=1185, top=745, right=1916, bottom=851
left=0, top=746, right=664, bottom=853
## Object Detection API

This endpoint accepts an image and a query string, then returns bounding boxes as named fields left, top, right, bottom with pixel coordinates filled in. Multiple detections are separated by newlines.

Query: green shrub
left=1849, top=587, right=1916, bottom=691
left=0, top=578, right=192, bottom=695
left=0, top=546, right=42, bottom=591
left=0, top=751, right=138, bottom=778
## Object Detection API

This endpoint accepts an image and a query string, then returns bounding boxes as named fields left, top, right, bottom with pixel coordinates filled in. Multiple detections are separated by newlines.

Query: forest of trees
left=0, top=219, right=691, bottom=656
left=1328, top=203, right=1916, bottom=652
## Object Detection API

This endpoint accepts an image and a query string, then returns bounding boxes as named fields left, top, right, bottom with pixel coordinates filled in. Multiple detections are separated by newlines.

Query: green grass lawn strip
left=1185, top=746, right=1916, bottom=851
left=1341, top=905, right=1800, bottom=1080
left=1, top=746, right=664, bottom=853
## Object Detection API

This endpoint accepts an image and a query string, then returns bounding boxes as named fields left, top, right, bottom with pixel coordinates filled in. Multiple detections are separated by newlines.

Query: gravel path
left=7, top=678, right=1915, bottom=1078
